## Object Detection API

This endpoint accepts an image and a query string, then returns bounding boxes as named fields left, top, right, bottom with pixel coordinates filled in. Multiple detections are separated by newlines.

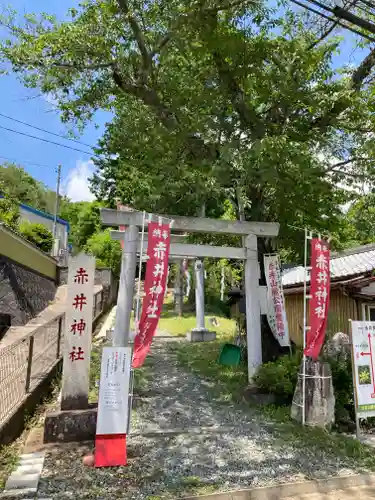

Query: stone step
left=1, top=452, right=45, bottom=500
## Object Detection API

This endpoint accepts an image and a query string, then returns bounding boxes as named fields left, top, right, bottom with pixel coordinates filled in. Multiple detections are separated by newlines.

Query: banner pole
left=302, top=228, right=308, bottom=426
left=129, top=211, right=146, bottom=435
left=135, top=211, right=147, bottom=325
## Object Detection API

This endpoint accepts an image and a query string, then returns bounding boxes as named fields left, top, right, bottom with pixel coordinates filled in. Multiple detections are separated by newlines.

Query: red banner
left=304, top=238, right=330, bottom=359
left=132, top=222, right=171, bottom=368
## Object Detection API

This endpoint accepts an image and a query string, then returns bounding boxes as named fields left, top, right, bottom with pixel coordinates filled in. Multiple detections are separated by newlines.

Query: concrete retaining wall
left=0, top=225, right=58, bottom=328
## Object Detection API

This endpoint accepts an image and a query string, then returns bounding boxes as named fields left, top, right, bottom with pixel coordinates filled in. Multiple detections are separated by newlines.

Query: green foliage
left=2, top=2, right=375, bottom=262
left=0, top=442, right=19, bottom=488
left=345, top=193, right=375, bottom=245
left=0, top=163, right=56, bottom=213
left=18, top=221, right=54, bottom=253
left=204, top=259, right=231, bottom=316
left=89, top=346, right=101, bottom=403
left=84, top=228, right=122, bottom=275
left=4, top=2, right=375, bottom=265
left=254, top=349, right=355, bottom=425
left=60, top=201, right=101, bottom=250
left=325, top=353, right=354, bottom=423
left=253, top=352, right=302, bottom=404
left=0, top=197, right=19, bottom=230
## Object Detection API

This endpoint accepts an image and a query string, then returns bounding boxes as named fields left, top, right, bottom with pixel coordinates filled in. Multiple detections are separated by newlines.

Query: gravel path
left=38, top=339, right=370, bottom=499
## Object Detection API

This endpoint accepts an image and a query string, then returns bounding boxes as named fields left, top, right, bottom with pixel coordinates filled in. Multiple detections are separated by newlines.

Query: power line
left=333, top=4, right=375, bottom=35
left=290, top=0, right=375, bottom=41
left=358, top=0, right=375, bottom=10
left=293, top=0, right=375, bottom=39
left=0, top=112, right=95, bottom=149
left=356, top=1, right=375, bottom=17
left=0, top=124, right=95, bottom=156
left=0, top=155, right=56, bottom=169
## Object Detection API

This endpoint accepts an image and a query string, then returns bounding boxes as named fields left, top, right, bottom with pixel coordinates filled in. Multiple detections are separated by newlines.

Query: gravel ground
left=38, top=340, right=369, bottom=499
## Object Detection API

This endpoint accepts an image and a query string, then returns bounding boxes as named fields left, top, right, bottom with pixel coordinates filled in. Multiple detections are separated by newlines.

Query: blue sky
left=0, top=0, right=110, bottom=202
left=0, top=0, right=369, bottom=204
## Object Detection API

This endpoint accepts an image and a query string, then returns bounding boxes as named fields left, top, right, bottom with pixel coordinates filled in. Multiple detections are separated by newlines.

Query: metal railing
left=0, top=289, right=104, bottom=430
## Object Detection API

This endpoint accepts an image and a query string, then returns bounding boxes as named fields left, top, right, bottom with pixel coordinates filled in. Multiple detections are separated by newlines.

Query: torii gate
left=100, top=208, right=280, bottom=379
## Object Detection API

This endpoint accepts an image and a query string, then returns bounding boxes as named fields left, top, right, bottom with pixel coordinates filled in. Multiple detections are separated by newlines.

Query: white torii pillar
left=113, top=225, right=139, bottom=347
left=245, top=234, right=262, bottom=380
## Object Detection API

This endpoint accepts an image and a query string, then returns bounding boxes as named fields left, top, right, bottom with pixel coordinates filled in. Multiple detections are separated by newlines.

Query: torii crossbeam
left=101, top=208, right=280, bottom=380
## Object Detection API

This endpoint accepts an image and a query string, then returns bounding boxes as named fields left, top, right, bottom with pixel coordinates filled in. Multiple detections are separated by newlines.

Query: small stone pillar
left=187, top=260, right=216, bottom=342
left=291, top=358, right=335, bottom=428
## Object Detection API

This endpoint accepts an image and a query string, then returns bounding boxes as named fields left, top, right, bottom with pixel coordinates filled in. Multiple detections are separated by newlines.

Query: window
left=363, top=304, right=375, bottom=321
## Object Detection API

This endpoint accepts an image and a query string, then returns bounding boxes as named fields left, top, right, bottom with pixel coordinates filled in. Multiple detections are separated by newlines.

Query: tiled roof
left=282, top=244, right=375, bottom=287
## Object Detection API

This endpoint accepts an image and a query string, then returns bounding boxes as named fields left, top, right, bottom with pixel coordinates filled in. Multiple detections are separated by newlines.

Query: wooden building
left=283, top=244, right=375, bottom=346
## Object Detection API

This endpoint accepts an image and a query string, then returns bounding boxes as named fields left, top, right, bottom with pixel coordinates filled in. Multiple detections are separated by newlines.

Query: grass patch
left=89, top=344, right=103, bottom=403
left=0, top=371, right=62, bottom=489
left=159, top=307, right=236, bottom=339
left=168, top=339, right=247, bottom=402
left=177, top=476, right=219, bottom=496
left=133, top=356, right=153, bottom=393
left=267, top=417, right=375, bottom=470
left=168, top=341, right=375, bottom=471
left=0, top=442, right=20, bottom=489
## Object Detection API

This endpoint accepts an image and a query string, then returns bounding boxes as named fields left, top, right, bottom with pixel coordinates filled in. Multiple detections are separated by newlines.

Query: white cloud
left=64, top=160, right=96, bottom=202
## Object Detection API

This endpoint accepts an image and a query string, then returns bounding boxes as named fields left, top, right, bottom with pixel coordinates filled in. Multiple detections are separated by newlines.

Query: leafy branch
left=116, top=0, right=152, bottom=81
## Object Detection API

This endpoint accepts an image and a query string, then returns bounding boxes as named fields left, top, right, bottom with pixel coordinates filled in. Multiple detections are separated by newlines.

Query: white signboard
left=96, top=346, right=132, bottom=435
left=351, top=321, right=375, bottom=417
left=264, top=255, right=290, bottom=347
left=61, top=254, right=95, bottom=410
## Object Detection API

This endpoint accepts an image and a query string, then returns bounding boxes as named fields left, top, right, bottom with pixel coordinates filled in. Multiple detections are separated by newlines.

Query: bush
left=0, top=197, right=19, bottom=230
left=84, top=229, right=122, bottom=276
left=254, top=348, right=355, bottom=425
left=324, top=353, right=354, bottom=425
left=253, top=351, right=302, bottom=404
left=19, top=221, right=54, bottom=253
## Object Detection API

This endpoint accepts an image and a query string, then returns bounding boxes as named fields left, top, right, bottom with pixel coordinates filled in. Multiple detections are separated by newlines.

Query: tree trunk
left=240, top=187, right=290, bottom=363
left=174, top=260, right=184, bottom=317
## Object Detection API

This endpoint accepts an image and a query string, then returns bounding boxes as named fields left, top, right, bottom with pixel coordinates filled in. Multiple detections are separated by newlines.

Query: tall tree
left=342, top=192, right=375, bottom=246
left=59, top=200, right=102, bottom=250
left=2, top=0, right=375, bottom=259
left=0, top=163, right=56, bottom=213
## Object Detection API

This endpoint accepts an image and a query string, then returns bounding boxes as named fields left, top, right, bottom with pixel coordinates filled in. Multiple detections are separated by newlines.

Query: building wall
left=19, top=206, right=68, bottom=250
left=0, top=256, right=57, bottom=326
left=0, top=226, right=58, bottom=327
left=285, top=289, right=359, bottom=346
left=284, top=293, right=305, bottom=346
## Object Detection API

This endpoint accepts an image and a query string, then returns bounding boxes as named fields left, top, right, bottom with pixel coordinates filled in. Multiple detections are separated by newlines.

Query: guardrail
left=0, top=288, right=104, bottom=431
